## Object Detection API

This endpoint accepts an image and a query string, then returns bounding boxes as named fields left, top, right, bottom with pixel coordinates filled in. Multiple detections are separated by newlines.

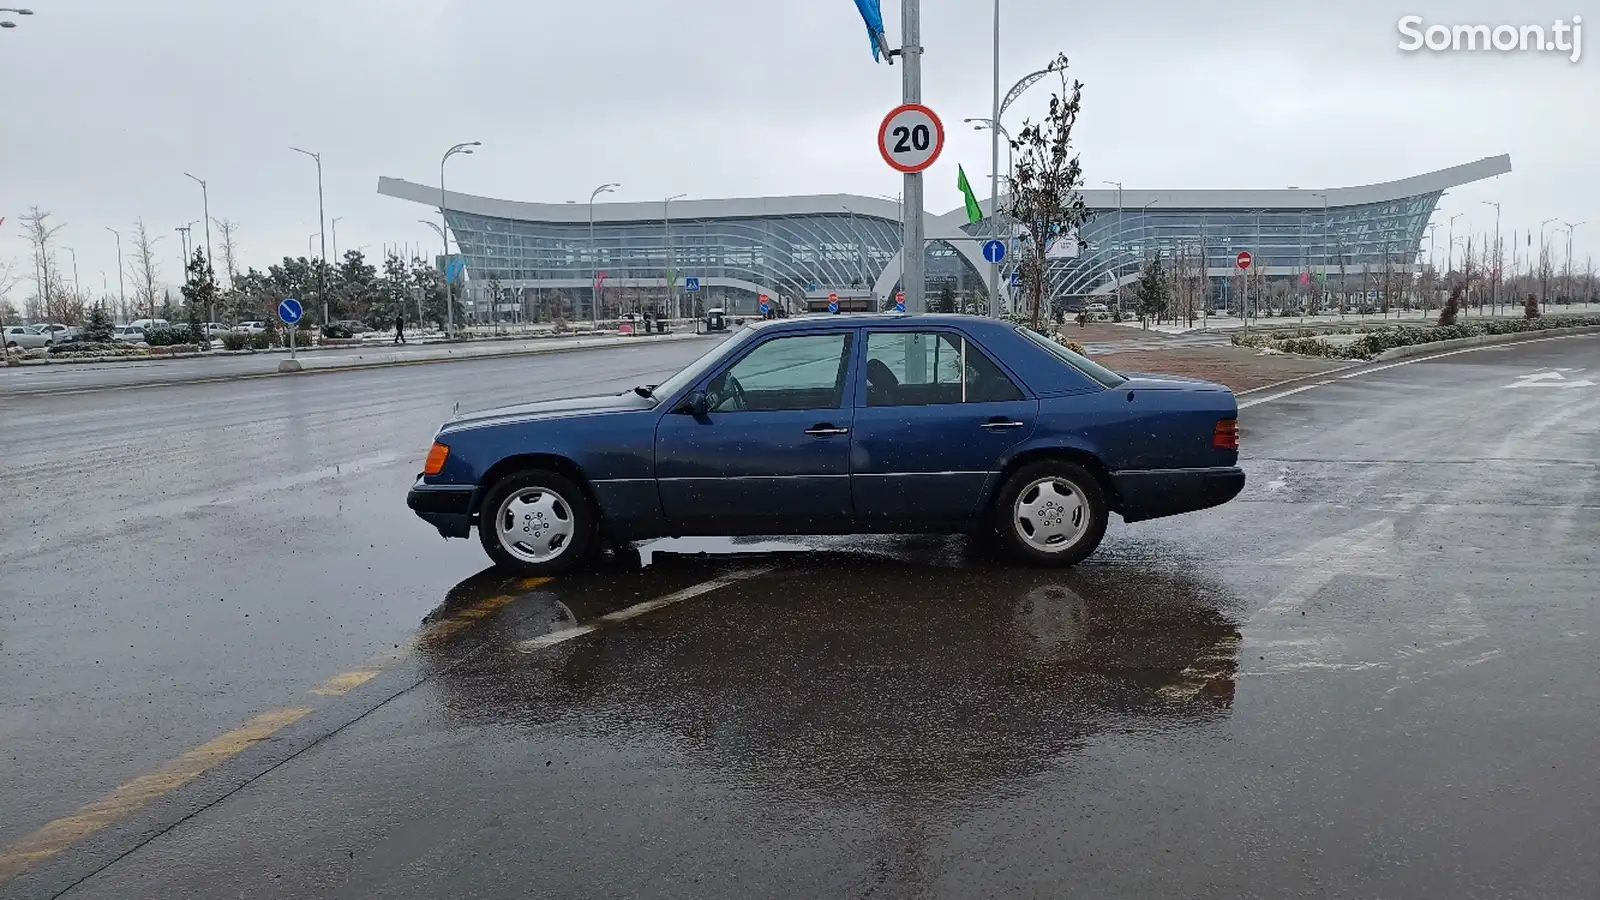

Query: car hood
left=439, top=391, right=655, bottom=434
left=1117, top=372, right=1229, bottom=391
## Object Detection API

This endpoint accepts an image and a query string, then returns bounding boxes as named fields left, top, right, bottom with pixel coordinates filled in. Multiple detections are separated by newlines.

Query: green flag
left=957, top=165, right=983, bottom=224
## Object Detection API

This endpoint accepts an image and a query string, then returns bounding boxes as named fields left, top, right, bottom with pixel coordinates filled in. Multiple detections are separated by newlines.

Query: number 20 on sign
left=878, top=104, right=945, bottom=174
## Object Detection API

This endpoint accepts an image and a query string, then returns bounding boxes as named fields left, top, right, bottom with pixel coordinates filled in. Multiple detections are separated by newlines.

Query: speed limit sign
left=878, top=104, right=945, bottom=173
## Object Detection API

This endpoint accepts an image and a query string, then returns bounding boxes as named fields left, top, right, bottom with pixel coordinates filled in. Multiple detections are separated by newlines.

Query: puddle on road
left=413, top=549, right=1245, bottom=809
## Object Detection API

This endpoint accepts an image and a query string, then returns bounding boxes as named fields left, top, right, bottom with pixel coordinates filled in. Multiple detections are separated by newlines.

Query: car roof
left=749, top=313, right=1020, bottom=335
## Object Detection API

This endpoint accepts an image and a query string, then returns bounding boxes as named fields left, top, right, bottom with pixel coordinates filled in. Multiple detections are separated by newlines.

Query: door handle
left=981, top=420, right=1026, bottom=430
left=805, top=425, right=850, bottom=436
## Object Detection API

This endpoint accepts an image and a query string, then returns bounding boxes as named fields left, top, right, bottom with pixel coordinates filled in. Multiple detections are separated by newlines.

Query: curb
left=1369, top=324, right=1600, bottom=361
left=276, top=333, right=713, bottom=374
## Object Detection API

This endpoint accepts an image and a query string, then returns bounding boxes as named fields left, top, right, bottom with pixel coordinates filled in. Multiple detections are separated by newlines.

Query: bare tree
left=214, top=218, right=241, bottom=289
left=127, top=218, right=163, bottom=321
left=20, top=207, right=66, bottom=317
left=0, top=256, right=21, bottom=327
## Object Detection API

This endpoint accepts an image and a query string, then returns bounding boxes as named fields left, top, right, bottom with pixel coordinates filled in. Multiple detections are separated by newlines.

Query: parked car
left=408, top=314, right=1244, bottom=575
left=129, top=318, right=170, bottom=331
left=333, top=320, right=370, bottom=335
left=202, top=322, right=231, bottom=339
left=233, top=321, right=267, bottom=334
left=52, top=326, right=88, bottom=345
left=4, top=325, right=53, bottom=349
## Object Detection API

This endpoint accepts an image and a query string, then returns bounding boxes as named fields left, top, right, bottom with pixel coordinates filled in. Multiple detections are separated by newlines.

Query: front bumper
left=407, top=476, right=476, bottom=538
left=1112, top=466, right=1246, bottom=523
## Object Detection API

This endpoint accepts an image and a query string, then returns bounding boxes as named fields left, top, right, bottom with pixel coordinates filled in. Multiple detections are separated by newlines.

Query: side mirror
left=680, top=391, right=710, bottom=417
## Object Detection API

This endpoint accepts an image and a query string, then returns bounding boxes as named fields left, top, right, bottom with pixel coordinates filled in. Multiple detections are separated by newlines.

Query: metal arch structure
left=375, top=155, right=1510, bottom=310
left=998, top=63, right=1061, bottom=120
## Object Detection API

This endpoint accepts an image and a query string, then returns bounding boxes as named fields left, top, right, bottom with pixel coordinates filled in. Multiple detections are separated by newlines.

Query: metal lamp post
left=966, top=117, right=1013, bottom=316
left=105, top=227, right=125, bottom=319
left=0, top=7, right=33, bottom=29
left=1562, top=221, right=1584, bottom=307
left=1103, top=181, right=1124, bottom=317
left=664, top=193, right=686, bottom=319
left=331, top=217, right=342, bottom=261
left=1481, top=201, right=1501, bottom=314
left=289, top=147, right=329, bottom=326
left=437, top=141, right=480, bottom=338
left=1539, top=218, right=1558, bottom=310
left=589, top=182, right=620, bottom=324
left=1311, top=193, right=1329, bottom=317
left=183, top=172, right=214, bottom=322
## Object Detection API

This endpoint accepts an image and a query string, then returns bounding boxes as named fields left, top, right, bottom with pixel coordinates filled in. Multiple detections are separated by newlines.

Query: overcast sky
left=2, top=0, right=1595, bottom=303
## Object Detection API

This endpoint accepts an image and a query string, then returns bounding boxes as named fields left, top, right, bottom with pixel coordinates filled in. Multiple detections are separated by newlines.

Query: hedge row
left=1234, top=316, right=1600, bottom=360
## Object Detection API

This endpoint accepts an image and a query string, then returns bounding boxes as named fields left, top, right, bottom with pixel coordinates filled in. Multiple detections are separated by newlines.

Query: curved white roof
left=376, top=154, right=1509, bottom=224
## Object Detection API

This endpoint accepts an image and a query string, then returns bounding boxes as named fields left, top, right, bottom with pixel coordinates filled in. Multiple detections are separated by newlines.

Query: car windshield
left=1016, top=326, right=1127, bottom=388
left=646, top=326, right=752, bottom=402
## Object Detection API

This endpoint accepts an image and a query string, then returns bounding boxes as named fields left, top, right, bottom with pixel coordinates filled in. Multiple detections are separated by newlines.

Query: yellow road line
left=0, top=708, right=311, bottom=882
left=0, top=575, right=554, bottom=883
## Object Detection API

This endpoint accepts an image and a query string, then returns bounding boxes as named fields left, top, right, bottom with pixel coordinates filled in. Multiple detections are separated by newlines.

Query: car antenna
left=453, top=400, right=460, bottom=418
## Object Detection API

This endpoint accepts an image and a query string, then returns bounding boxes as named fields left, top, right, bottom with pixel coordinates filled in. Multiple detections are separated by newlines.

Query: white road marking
left=516, top=566, right=777, bottom=653
left=1238, top=382, right=1331, bottom=408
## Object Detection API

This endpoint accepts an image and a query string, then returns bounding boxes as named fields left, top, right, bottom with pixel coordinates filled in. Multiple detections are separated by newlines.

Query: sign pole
left=900, top=0, right=925, bottom=315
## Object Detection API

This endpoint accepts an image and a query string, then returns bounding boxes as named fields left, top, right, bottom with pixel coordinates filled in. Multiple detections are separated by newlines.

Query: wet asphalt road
left=2, top=334, right=1597, bottom=899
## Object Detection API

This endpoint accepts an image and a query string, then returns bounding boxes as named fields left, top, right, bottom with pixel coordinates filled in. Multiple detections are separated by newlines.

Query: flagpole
left=988, top=0, right=1000, bottom=318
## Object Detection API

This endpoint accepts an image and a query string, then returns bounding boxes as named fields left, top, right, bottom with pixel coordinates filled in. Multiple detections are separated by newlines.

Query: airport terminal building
left=377, top=154, right=1510, bottom=317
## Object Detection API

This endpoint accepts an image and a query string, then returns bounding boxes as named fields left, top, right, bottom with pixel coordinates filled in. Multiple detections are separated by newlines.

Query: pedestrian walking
left=394, top=313, right=406, bottom=345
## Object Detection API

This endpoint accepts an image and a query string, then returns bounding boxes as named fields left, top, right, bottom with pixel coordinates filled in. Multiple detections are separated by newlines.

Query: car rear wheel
left=993, top=460, right=1108, bottom=567
left=477, top=470, right=595, bottom=576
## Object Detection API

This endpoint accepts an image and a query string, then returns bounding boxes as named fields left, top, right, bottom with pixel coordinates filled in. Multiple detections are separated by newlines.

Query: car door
left=850, top=328, right=1038, bottom=530
left=656, top=329, right=858, bottom=536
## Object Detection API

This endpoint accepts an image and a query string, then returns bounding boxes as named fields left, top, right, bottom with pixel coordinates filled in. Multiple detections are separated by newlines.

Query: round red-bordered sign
left=878, top=104, right=945, bottom=174
left=1236, top=251, right=1253, bottom=270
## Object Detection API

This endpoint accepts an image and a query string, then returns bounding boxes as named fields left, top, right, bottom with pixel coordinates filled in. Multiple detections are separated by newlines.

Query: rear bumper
left=1112, top=466, right=1245, bottom=523
left=407, top=476, right=475, bottom=538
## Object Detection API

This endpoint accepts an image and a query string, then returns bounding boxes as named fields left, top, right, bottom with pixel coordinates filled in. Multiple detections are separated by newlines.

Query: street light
left=664, top=193, right=686, bottom=319
left=183, top=172, right=215, bottom=322
left=331, top=217, right=343, bottom=261
left=0, top=7, right=33, bottom=28
left=1103, top=181, right=1124, bottom=317
left=65, top=247, right=81, bottom=305
left=438, top=141, right=481, bottom=337
left=1540, top=217, right=1559, bottom=309
left=589, top=182, right=620, bottom=324
left=1311, top=193, right=1330, bottom=315
left=967, top=117, right=1014, bottom=316
left=289, top=147, right=329, bottom=326
left=1562, top=221, right=1584, bottom=306
left=105, top=227, right=125, bottom=318
left=1447, top=212, right=1464, bottom=283
left=1481, top=201, right=1501, bottom=313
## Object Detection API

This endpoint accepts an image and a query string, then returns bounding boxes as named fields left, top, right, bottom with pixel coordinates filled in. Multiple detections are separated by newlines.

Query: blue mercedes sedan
left=408, top=314, right=1244, bottom=575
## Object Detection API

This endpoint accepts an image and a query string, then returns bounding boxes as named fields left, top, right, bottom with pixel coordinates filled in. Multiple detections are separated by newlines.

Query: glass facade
left=444, top=211, right=985, bottom=304
left=439, top=191, right=1441, bottom=310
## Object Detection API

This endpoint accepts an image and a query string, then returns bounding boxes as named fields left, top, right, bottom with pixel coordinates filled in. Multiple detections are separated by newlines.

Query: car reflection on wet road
left=1, top=336, right=1597, bottom=900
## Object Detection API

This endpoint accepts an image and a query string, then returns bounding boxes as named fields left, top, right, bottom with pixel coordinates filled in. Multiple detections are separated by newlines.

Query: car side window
left=864, top=331, right=1024, bottom=406
left=707, top=333, right=853, bottom=412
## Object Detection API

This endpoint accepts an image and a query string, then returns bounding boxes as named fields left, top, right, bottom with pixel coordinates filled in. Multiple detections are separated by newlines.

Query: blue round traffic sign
left=983, top=239, right=1007, bottom=264
left=828, top=301, right=838, bottom=314
left=278, top=298, right=303, bottom=325
left=895, top=299, right=906, bottom=313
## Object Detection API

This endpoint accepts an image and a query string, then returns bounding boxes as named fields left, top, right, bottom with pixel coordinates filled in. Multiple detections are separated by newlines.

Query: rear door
left=850, top=328, right=1037, bottom=529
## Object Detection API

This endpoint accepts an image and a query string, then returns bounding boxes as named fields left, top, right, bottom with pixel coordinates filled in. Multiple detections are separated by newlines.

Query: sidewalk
left=277, top=331, right=711, bottom=373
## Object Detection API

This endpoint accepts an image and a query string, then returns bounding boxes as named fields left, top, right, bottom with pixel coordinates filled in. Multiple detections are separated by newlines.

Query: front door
left=656, top=330, right=858, bottom=535
left=851, top=329, right=1038, bottom=529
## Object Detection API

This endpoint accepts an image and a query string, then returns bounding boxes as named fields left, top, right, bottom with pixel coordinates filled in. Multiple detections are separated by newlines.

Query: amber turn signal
left=1213, top=419, right=1239, bottom=451
left=423, top=443, right=450, bottom=476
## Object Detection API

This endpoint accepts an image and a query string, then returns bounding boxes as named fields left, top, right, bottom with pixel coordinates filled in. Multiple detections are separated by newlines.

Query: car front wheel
left=993, top=460, right=1109, bottom=567
left=477, top=470, right=596, bottom=576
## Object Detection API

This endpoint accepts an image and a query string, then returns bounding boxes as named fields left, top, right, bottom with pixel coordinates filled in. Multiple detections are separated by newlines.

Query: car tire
left=992, top=460, right=1109, bottom=567
left=477, top=469, right=595, bottom=576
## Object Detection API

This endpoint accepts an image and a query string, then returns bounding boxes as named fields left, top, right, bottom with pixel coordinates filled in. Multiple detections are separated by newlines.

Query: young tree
left=1438, top=283, right=1463, bottom=326
left=933, top=280, right=956, bottom=313
left=1524, top=292, right=1540, bottom=319
left=128, top=219, right=163, bottom=321
left=180, top=248, right=219, bottom=339
left=333, top=249, right=377, bottom=323
left=1003, top=53, right=1091, bottom=330
left=1135, top=250, right=1169, bottom=323
left=85, top=304, right=115, bottom=341
left=213, top=218, right=241, bottom=290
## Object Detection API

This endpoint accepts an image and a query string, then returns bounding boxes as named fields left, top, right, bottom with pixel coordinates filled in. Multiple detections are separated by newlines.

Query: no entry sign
left=1236, top=251, right=1252, bottom=269
left=878, top=103, right=945, bottom=174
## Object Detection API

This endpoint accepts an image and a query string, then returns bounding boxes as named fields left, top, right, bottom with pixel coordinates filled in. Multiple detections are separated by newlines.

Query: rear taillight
left=1214, top=419, right=1238, bottom=450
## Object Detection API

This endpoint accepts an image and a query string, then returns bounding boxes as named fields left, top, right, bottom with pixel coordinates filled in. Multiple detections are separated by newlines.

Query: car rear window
left=1016, top=327, right=1127, bottom=388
